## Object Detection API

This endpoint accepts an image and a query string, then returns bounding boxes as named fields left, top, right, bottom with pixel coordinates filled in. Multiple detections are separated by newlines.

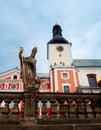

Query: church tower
left=47, top=24, right=73, bottom=66
left=47, top=24, right=80, bottom=93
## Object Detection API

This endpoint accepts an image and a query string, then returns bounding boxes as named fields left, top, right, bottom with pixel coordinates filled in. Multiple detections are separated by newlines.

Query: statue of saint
left=19, top=47, right=40, bottom=91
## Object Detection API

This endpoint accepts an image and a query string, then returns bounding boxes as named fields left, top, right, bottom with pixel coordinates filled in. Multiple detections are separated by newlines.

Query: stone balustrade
left=36, top=92, right=101, bottom=121
left=0, top=91, right=101, bottom=125
left=0, top=92, right=24, bottom=123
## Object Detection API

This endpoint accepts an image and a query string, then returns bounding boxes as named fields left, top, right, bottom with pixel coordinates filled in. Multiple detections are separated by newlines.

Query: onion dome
left=48, top=24, right=69, bottom=43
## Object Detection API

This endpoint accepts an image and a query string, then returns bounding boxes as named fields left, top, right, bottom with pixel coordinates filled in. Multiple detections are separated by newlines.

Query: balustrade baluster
left=50, top=99, right=58, bottom=118
left=42, top=99, right=47, bottom=118
left=67, top=99, right=76, bottom=119
left=82, top=99, right=87, bottom=118
left=18, top=100, right=24, bottom=118
left=9, top=99, right=20, bottom=119
left=64, top=100, right=69, bottom=119
left=84, top=99, right=93, bottom=118
left=76, top=99, right=85, bottom=118
left=1, top=99, right=10, bottom=119
left=46, top=100, right=51, bottom=118
left=37, top=100, right=43, bottom=119
left=59, top=99, right=67, bottom=118
left=56, top=100, right=60, bottom=119
left=92, top=99, right=101, bottom=118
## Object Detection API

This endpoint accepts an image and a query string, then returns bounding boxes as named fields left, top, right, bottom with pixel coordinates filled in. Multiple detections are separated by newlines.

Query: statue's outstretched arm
left=19, top=47, right=24, bottom=66
left=19, top=47, right=27, bottom=87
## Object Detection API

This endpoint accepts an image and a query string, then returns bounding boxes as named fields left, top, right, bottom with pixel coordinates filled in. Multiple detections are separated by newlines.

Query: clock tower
left=47, top=24, right=80, bottom=93
left=47, top=24, right=73, bottom=67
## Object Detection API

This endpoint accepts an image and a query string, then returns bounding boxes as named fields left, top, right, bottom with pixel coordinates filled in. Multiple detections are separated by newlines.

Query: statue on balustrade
left=19, top=47, right=40, bottom=91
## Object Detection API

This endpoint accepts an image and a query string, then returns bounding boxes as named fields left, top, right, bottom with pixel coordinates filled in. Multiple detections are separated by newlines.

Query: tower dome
left=52, top=24, right=62, bottom=37
left=48, top=24, right=69, bottom=43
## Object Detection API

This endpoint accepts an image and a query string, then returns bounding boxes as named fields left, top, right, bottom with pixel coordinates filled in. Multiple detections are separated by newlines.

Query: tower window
left=13, top=75, right=17, bottom=79
left=87, top=74, right=97, bottom=87
left=61, top=72, right=69, bottom=79
left=62, top=83, right=70, bottom=93
left=59, top=54, right=61, bottom=57
left=64, top=86, right=70, bottom=93
left=60, top=61, right=62, bottom=64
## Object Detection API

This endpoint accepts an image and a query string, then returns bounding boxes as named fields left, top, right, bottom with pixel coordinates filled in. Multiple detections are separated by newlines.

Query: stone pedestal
left=20, top=88, right=38, bottom=126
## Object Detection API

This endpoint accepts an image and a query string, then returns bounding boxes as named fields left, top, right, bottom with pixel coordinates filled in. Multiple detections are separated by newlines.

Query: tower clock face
left=56, top=46, right=64, bottom=52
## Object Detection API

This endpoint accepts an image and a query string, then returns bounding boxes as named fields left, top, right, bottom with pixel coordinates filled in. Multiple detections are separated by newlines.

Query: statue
left=19, top=47, right=40, bottom=91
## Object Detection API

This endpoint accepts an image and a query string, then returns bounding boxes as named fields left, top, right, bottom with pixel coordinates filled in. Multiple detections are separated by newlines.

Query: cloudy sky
left=0, top=0, right=101, bottom=73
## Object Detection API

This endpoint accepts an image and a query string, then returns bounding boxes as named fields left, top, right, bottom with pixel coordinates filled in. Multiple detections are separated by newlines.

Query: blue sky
left=0, top=0, right=101, bottom=73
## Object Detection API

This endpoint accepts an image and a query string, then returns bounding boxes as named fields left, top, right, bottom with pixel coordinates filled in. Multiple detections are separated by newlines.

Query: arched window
left=87, top=74, right=97, bottom=87
left=13, top=75, right=17, bottom=79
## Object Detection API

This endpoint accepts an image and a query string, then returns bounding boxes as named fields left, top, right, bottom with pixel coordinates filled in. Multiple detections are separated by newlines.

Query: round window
left=41, top=85, right=47, bottom=89
left=11, top=85, right=16, bottom=89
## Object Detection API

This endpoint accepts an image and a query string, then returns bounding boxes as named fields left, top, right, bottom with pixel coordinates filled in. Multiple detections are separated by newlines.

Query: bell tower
left=47, top=24, right=80, bottom=93
left=47, top=24, right=73, bottom=67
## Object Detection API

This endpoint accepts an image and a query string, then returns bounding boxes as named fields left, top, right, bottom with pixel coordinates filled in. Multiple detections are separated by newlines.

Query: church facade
left=0, top=24, right=101, bottom=93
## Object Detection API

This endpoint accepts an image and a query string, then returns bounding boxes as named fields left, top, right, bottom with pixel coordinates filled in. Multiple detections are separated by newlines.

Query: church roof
left=37, top=73, right=49, bottom=78
left=73, top=59, right=101, bottom=67
left=0, top=59, right=101, bottom=78
left=0, top=68, right=49, bottom=78
left=0, top=67, right=20, bottom=75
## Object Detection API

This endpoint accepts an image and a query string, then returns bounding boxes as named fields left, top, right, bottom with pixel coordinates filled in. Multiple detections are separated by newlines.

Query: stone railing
left=76, top=86, right=101, bottom=93
left=36, top=92, right=101, bottom=120
left=0, top=92, right=24, bottom=124
left=0, top=91, right=101, bottom=125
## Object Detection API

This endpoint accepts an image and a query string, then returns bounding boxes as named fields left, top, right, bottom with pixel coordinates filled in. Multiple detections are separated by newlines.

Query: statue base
left=23, top=87, right=38, bottom=122
left=20, top=117, right=37, bottom=126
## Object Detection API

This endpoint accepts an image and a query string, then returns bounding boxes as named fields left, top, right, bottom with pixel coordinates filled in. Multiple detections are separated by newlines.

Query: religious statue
left=19, top=47, right=40, bottom=91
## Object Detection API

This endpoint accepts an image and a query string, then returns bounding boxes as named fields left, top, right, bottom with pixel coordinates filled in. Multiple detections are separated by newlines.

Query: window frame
left=87, top=74, right=97, bottom=87
left=62, top=83, right=70, bottom=93
left=11, top=84, right=17, bottom=89
left=41, top=84, right=47, bottom=90
left=61, top=72, right=69, bottom=79
left=13, top=75, right=17, bottom=79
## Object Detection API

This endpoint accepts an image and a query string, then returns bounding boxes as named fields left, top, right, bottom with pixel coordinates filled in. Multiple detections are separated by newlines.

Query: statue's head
left=31, top=47, right=37, bottom=57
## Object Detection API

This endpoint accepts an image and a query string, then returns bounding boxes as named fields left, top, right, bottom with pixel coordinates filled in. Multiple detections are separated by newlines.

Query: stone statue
left=19, top=47, right=40, bottom=91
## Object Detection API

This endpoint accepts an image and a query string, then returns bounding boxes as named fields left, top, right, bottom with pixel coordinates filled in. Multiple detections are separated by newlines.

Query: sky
left=0, top=0, right=101, bottom=73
